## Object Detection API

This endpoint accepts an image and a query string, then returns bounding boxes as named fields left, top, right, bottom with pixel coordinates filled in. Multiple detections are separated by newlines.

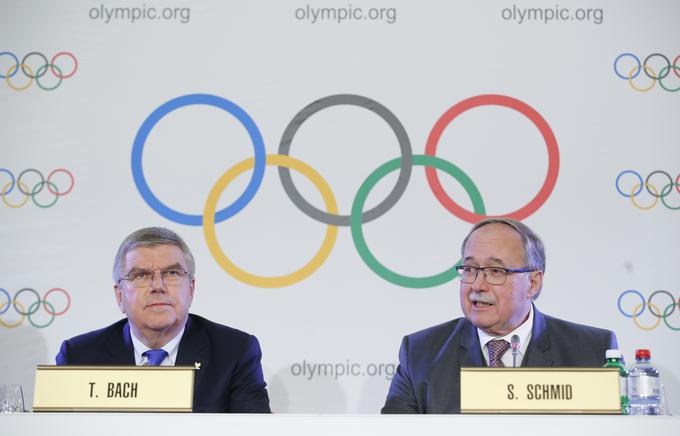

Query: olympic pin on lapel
left=194, top=362, right=201, bottom=370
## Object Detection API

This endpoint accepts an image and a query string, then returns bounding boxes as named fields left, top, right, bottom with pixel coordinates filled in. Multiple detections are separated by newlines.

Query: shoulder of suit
left=542, top=312, right=613, bottom=338
left=62, top=318, right=128, bottom=347
left=188, top=313, right=255, bottom=342
left=407, top=317, right=466, bottom=344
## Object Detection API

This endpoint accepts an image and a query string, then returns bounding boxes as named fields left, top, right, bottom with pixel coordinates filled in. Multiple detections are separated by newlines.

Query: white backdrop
left=1, top=0, right=679, bottom=414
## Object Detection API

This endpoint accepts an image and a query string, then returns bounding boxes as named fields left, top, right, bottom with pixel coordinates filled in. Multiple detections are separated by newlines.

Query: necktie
left=487, top=339, right=510, bottom=367
left=142, top=349, right=168, bottom=366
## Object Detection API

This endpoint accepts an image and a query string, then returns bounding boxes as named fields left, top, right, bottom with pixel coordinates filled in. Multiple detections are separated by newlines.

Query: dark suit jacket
left=56, top=314, right=270, bottom=413
left=382, top=305, right=618, bottom=414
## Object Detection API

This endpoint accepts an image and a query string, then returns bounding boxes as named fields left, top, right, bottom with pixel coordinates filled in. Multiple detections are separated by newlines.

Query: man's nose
left=472, top=269, right=489, bottom=289
left=150, top=271, right=166, bottom=290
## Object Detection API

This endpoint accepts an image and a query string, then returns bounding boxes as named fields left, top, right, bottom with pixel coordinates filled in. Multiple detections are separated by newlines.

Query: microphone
left=511, top=335, right=520, bottom=368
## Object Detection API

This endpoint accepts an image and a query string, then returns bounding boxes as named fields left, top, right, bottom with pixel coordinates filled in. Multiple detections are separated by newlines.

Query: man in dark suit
left=56, top=227, right=270, bottom=413
left=382, top=218, right=617, bottom=414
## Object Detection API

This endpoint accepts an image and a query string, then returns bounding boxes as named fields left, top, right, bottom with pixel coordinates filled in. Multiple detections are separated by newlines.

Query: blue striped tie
left=142, top=349, right=168, bottom=366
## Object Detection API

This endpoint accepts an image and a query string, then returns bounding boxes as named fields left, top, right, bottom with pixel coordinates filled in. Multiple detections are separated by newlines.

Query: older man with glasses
left=382, top=218, right=618, bottom=414
left=56, top=227, right=271, bottom=413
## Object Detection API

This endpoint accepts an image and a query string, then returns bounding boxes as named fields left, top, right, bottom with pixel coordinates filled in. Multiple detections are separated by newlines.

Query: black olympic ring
left=278, top=94, right=412, bottom=226
left=642, top=53, right=671, bottom=80
left=17, top=168, right=45, bottom=195
left=0, top=287, right=71, bottom=329
left=647, top=290, right=676, bottom=318
left=645, top=170, right=673, bottom=198
left=21, top=52, right=49, bottom=79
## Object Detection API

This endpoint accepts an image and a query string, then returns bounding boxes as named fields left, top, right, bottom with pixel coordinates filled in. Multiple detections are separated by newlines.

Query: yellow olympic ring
left=0, top=300, right=26, bottom=328
left=628, top=65, right=656, bottom=93
left=630, top=183, right=659, bottom=210
left=6, top=63, right=34, bottom=91
left=2, top=181, right=30, bottom=208
left=204, top=154, right=339, bottom=288
left=632, top=302, right=662, bottom=330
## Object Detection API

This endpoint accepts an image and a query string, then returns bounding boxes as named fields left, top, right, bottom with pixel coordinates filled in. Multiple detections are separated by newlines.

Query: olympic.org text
left=291, top=360, right=396, bottom=381
left=501, top=4, right=603, bottom=25
left=295, top=4, right=397, bottom=24
left=88, top=4, right=190, bottom=24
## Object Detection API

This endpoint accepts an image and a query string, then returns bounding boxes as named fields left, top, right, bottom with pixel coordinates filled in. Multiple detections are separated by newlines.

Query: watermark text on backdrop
left=294, top=4, right=397, bottom=24
left=501, top=4, right=603, bottom=25
left=88, top=4, right=190, bottom=24
left=290, top=360, right=396, bottom=380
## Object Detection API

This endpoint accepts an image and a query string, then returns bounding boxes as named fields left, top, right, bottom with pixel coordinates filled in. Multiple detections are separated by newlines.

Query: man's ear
left=527, top=270, right=543, bottom=300
left=114, top=284, right=125, bottom=312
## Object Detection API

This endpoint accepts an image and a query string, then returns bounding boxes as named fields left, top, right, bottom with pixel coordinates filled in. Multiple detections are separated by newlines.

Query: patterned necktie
left=142, top=349, right=168, bottom=366
left=487, top=339, right=510, bottom=367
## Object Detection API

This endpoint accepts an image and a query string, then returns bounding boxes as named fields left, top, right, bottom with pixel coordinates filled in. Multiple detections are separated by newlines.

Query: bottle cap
left=605, top=349, right=622, bottom=359
left=635, top=349, right=651, bottom=359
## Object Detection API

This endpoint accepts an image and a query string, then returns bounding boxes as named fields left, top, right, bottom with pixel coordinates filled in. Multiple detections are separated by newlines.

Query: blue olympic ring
left=615, top=170, right=643, bottom=197
left=0, top=168, right=16, bottom=195
left=614, top=53, right=641, bottom=80
left=131, top=94, right=266, bottom=226
left=0, top=288, right=10, bottom=315
left=0, top=52, right=19, bottom=79
left=617, top=289, right=645, bottom=318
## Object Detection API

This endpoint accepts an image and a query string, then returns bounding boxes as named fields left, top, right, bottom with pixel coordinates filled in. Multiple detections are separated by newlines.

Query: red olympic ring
left=424, top=94, right=560, bottom=223
left=42, top=287, right=71, bottom=316
left=46, top=168, right=75, bottom=196
left=50, top=52, right=78, bottom=79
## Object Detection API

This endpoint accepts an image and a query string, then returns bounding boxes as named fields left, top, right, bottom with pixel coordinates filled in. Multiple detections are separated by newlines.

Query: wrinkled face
left=114, top=244, right=194, bottom=337
left=459, top=223, right=542, bottom=336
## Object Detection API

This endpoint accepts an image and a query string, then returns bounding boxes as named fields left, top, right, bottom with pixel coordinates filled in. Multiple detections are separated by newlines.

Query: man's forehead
left=463, top=255, right=507, bottom=266
left=125, top=244, right=186, bottom=265
left=463, top=224, right=524, bottom=261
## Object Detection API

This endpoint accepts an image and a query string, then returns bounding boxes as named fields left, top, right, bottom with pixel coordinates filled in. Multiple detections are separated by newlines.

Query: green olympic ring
left=351, top=154, right=485, bottom=288
left=663, top=302, right=680, bottom=331
left=27, top=299, right=56, bottom=328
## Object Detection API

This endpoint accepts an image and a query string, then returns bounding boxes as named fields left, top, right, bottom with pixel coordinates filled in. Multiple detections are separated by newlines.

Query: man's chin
left=468, top=313, right=498, bottom=330
left=142, top=314, right=177, bottom=330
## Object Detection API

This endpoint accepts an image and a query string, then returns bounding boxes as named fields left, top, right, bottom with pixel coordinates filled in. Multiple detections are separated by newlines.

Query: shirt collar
left=129, top=325, right=185, bottom=366
left=477, top=303, right=534, bottom=364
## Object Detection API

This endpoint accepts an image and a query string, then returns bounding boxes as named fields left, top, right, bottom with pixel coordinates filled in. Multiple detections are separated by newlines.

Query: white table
left=2, top=413, right=678, bottom=436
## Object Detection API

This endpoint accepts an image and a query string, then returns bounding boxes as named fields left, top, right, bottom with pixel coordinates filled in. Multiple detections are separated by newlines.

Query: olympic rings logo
left=132, top=93, right=560, bottom=288
left=617, top=290, right=680, bottom=331
left=613, top=53, right=680, bottom=93
left=615, top=170, right=680, bottom=211
left=0, top=168, right=75, bottom=208
left=0, top=287, right=71, bottom=328
left=0, top=51, right=78, bottom=91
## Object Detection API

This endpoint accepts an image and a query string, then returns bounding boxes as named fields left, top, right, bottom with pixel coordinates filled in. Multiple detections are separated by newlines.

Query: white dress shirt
left=130, top=327, right=185, bottom=366
left=477, top=304, right=534, bottom=367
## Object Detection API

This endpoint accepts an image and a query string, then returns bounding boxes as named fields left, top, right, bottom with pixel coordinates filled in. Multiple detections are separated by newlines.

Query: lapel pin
left=194, top=362, right=201, bottom=370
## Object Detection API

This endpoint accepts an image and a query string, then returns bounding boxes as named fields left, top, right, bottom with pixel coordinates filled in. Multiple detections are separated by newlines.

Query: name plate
left=460, top=367, right=621, bottom=414
left=33, top=365, right=194, bottom=412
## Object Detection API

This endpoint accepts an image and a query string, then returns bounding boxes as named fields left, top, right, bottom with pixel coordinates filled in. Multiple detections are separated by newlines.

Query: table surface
left=2, top=413, right=678, bottom=436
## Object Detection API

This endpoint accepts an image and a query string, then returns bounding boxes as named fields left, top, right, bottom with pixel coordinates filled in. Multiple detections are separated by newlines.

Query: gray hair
left=112, top=227, right=195, bottom=282
left=460, top=218, right=546, bottom=273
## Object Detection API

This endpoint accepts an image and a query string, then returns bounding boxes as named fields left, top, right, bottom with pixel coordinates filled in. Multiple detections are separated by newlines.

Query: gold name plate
left=460, top=367, right=621, bottom=414
left=33, top=365, right=194, bottom=412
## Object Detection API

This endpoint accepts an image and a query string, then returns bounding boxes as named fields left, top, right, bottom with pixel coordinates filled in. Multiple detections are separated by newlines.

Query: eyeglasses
left=118, top=268, right=191, bottom=288
left=455, top=265, right=535, bottom=285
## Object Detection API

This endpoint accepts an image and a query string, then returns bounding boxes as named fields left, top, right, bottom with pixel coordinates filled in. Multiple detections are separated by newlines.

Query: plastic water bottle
left=627, top=349, right=661, bottom=415
left=604, top=349, right=629, bottom=414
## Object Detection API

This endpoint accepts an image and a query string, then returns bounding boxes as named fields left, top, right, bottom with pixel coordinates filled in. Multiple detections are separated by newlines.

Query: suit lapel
left=458, top=319, right=484, bottom=367
left=523, top=305, right=554, bottom=367
left=102, top=321, right=135, bottom=365
left=176, top=316, right=210, bottom=389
